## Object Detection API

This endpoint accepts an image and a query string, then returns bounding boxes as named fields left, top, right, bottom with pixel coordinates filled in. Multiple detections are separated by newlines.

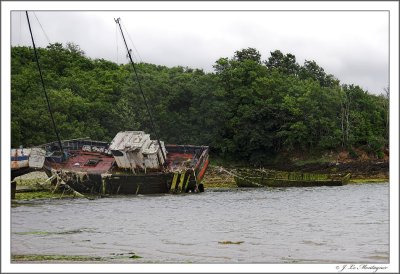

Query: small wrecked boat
left=11, top=146, right=47, bottom=199
left=11, top=147, right=46, bottom=180
left=38, top=131, right=209, bottom=195
left=234, top=169, right=351, bottom=187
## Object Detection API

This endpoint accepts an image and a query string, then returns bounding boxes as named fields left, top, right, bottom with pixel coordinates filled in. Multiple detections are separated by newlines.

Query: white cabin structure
left=109, top=131, right=166, bottom=171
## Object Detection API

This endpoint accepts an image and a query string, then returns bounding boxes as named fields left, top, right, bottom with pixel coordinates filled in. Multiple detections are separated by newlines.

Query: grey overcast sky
left=11, top=10, right=388, bottom=94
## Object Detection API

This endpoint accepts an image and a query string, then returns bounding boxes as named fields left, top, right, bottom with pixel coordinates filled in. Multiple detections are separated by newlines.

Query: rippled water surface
left=11, top=183, right=389, bottom=263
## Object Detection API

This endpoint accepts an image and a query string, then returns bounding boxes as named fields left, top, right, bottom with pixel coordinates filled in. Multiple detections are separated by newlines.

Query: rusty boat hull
left=41, top=138, right=209, bottom=195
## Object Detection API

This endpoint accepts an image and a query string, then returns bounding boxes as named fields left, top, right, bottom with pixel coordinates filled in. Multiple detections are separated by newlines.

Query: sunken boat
left=40, top=131, right=209, bottom=195
left=234, top=169, right=351, bottom=188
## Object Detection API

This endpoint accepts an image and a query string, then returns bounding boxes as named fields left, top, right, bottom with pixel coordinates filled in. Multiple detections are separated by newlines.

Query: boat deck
left=47, top=150, right=203, bottom=174
left=47, top=151, right=115, bottom=174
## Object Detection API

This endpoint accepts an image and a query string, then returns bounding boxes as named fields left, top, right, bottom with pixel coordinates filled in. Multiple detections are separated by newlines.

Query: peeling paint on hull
left=41, top=139, right=209, bottom=195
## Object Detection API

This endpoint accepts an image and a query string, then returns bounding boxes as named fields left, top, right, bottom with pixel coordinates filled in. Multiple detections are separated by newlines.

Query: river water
left=11, top=183, right=389, bottom=263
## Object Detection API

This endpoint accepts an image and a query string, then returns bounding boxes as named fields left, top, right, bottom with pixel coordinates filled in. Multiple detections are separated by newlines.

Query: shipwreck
left=40, top=132, right=209, bottom=194
left=11, top=14, right=209, bottom=196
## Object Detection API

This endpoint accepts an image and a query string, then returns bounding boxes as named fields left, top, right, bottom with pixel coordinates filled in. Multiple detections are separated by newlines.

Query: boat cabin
left=109, top=131, right=166, bottom=171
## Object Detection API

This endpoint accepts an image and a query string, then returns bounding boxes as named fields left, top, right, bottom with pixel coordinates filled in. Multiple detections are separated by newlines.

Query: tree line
left=11, top=43, right=389, bottom=164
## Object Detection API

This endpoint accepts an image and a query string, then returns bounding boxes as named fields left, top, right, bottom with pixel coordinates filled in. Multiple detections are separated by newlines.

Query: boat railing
left=40, top=138, right=110, bottom=152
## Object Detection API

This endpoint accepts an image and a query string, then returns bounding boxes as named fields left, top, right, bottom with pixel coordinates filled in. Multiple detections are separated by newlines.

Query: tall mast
left=114, top=18, right=166, bottom=163
left=26, top=11, right=64, bottom=154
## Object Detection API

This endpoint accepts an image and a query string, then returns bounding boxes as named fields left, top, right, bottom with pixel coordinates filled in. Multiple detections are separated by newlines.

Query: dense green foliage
left=11, top=44, right=389, bottom=164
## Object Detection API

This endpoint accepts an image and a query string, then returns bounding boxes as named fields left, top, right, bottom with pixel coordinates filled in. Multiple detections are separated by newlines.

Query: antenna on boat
left=114, top=17, right=166, bottom=163
left=25, top=11, right=64, bottom=154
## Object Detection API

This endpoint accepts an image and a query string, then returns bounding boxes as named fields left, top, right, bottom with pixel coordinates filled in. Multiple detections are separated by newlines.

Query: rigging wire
left=25, top=11, right=63, bottom=153
left=114, top=17, right=166, bottom=164
left=120, top=22, right=138, bottom=63
left=19, top=11, right=22, bottom=45
left=121, top=20, right=143, bottom=63
left=33, top=11, right=51, bottom=45
left=115, top=22, right=119, bottom=64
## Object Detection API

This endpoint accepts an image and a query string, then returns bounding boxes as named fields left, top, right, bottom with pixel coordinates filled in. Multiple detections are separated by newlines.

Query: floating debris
left=129, top=254, right=142, bottom=259
left=218, top=241, right=244, bottom=245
